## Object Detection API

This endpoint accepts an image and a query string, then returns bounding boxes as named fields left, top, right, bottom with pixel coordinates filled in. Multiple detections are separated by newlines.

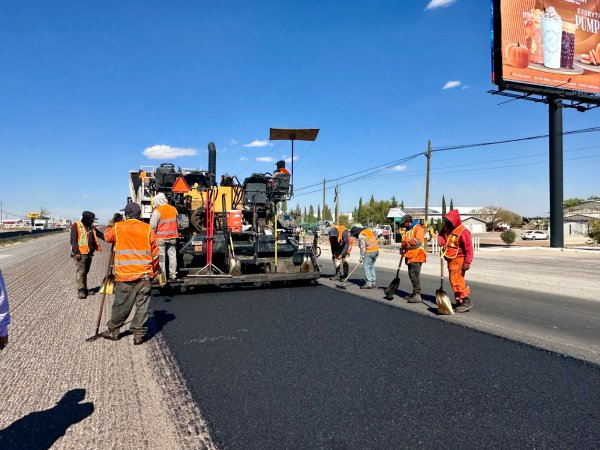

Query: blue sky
left=1, top=0, right=598, bottom=222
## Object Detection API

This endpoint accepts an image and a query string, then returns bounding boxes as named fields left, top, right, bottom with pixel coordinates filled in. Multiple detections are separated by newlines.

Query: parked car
left=373, top=224, right=392, bottom=238
left=521, top=230, right=549, bottom=240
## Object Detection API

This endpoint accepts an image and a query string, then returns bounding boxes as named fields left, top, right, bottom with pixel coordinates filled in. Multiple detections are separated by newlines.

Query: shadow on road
left=0, top=388, right=94, bottom=450
left=145, top=309, right=176, bottom=341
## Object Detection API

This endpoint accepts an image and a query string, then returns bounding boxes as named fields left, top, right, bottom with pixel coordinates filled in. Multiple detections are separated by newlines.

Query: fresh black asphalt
left=151, top=284, right=600, bottom=449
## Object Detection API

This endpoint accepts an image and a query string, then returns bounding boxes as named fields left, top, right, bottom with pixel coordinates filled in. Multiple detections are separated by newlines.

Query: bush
left=588, top=219, right=600, bottom=245
left=500, top=229, right=516, bottom=246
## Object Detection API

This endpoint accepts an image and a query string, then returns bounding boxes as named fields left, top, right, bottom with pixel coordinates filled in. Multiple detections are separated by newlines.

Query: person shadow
left=144, top=309, right=176, bottom=341
left=0, top=388, right=94, bottom=450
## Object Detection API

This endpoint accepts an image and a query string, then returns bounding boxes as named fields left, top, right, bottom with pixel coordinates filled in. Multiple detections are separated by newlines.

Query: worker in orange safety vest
left=437, top=210, right=474, bottom=313
left=351, top=226, right=380, bottom=289
left=100, top=202, right=159, bottom=345
left=70, top=211, right=104, bottom=299
left=150, top=193, right=179, bottom=281
left=401, top=215, right=427, bottom=303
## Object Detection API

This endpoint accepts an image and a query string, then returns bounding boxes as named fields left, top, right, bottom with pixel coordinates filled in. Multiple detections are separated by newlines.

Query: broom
left=86, top=244, right=115, bottom=341
left=436, top=251, right=453, bottom=315
left=336, top=263, right=361, bottom=289
left=384, top=256, right=403, bottom=300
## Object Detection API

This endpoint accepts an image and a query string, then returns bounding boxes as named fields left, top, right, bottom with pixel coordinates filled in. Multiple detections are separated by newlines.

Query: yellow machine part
left=188, top=186, right=239, bottom=212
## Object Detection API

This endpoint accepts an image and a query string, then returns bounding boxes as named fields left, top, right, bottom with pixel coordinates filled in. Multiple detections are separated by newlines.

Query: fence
left=0, top=228, right=65, bottom=240
left=430, top=236, right=480, bottom=253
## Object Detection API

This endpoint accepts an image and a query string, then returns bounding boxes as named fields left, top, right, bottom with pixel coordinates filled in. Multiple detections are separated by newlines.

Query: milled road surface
left=153, top=284, right=600, bottom=449
left=0, top=234, right=213, bottom=449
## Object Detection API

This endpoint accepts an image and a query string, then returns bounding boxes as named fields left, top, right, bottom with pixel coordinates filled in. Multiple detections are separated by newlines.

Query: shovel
left=223, top=194, right=242, bottom=276
left=336, top=262, right=360, bottom=289
left=98, top=249, right=115, bottom=295
left=384, top=256, right=403, bottom=300
left=436, top=253, right=454, bottom=315
left=86, top=244, right=115, bottom=342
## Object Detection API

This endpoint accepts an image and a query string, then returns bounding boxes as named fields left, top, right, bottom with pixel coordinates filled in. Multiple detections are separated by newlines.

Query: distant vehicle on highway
left=521, top=230, right=549, bottom=240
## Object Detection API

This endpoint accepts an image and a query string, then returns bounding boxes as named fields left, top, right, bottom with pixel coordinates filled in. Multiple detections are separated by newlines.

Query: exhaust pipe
left=208, top=142, right=217, bottom=186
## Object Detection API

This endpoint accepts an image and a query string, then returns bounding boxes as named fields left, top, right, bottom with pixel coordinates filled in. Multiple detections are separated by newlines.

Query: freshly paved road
left=153, top=283, right=600, bottom=449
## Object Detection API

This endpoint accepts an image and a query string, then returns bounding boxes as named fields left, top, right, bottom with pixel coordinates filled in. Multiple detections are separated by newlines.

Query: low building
left=461, top=216, right=487, bottom=234
left=563, top=213, right=600, bottom=236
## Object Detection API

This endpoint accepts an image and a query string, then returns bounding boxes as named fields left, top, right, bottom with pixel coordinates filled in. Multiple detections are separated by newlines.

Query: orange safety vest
left=113, top=220, right=155, bottom=282
left=444, top=224, right=466, bottom=260
left=333, top=225, right=347, bottom=243
left=155, top=204, right=179, bottom=240
left=402, top=224, right=426, bottom=263
left=359, top=228, right=380, bottom=253
left=76, top=221, right=101, bottom=255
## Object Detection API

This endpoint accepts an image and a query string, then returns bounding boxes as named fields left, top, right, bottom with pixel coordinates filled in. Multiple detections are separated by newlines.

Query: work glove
left=359, top=257, right=364, bottom=264
left=462, top=263, right=470, bottom=272
left=73, top=253, right=82, bottom=261
left=0, top=334, right=7, bottom=351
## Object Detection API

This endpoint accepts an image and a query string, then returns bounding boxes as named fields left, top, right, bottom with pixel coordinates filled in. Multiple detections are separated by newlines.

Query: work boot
left=78, top=289, right=87, bottom=299
left=99, top=330, right=119, bottom=341
left=334, top=268, right=341, bottom=280
left=406, top=293, right=422, bottom=303
left=455, top=297, right=472, bottom=313
left=133, top=336, right=144, bottom=346
left=169, top=273, right=177, bottom=281
left=360, top=283, right=375, bottom=289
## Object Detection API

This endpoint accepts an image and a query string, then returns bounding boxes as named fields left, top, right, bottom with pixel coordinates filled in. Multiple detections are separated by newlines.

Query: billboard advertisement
left=492, top=0, right=600, bottom=99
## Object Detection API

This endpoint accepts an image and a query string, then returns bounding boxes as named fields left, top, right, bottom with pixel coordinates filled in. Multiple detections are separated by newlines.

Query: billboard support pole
left=424, top=140, right=432, bottom=253
left=548, top=96, right=564, bottom=248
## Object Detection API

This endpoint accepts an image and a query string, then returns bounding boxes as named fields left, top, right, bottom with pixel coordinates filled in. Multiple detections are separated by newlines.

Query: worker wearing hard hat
left=328, top=225, right=351, bottom=280
left=438, top=210, right=474, bottom=312
left=351, top=226, right=380, bottom=289
left=401, top=215, right=427, bottom=303
left=70, top=211, right=104, bottom=299
left=100, top=202, right=159, bottom=345
left=150, top=193, right=179, bottom=281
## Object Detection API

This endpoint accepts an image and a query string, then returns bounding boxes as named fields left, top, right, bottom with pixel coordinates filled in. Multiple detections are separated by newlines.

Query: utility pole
left=322, top=178, right=326, bottom=231
left=334, top=184, right=340, bottom=224
left=424, top=140, right=432, bottom=252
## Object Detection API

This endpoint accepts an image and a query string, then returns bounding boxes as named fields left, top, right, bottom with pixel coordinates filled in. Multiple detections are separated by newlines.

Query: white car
left=521, top=230, right=549, bottom=240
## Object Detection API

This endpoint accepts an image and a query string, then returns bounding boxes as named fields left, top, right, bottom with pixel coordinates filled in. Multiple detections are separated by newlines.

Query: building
left=563, top=200, right=600, bottom=236
left=387, top=206, right=485, bottom=224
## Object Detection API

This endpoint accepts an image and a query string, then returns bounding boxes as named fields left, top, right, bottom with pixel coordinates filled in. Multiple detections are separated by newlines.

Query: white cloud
left=426, top=0, right=457, bottom=10
left=239, top=156, right=248, bottom=161
left=442, top=80, right=461, bottom=90
left=256, top=156, right=275, bottom=162
left=142, top=144, right=197, bottom=159
left=284, top=156, right=299, bottom=163
left=243, top=139, right=271, bottom=148
left=392, top=164, right=407, bottom=172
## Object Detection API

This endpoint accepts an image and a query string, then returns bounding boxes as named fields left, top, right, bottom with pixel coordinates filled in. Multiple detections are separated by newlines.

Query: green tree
left=450, top=198, right=454, bottom=211
left=307, top=205, right=315, bottom=223
left=588, top=219, right=600, bottom=244
left=322, top=205, right=333, bottom=221
left=441, top=195, right=447, bottom=218
left=303, top=206, right=307, bottom=221
left=390, top=195, right=399, bottom=208
left=317, top=205, right=321, bottom=221
left=500, top=229, right=516, bottom=246
left=369, top=195, right=375, bottom=206
left=564, top=198, right=583, bottom=208
left=357, top=197, right=364, bottom=224
left=338, top=214, right=351, bottom=228
left=400, top=200, right=404, bottom=209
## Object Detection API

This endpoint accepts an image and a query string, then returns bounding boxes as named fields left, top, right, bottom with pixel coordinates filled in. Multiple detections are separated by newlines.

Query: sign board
left=172, top=176, right=190, bottom=193
left=492, top=0, right=600, bottom=99
left=27, top=212, right=40, bottom=218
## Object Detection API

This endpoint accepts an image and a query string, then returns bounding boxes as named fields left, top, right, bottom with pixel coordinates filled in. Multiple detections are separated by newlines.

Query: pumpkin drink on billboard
left=496, top=0, right=600, bottom=95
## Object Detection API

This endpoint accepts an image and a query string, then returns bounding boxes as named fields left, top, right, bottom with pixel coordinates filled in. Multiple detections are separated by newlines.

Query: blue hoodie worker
left=351, top=226, right=380, bottom=289
left=150, top=193, right=179, bottom=281
left=401, top=215, right=427, bottom=303
left=328, top=225, right=351, bottom=280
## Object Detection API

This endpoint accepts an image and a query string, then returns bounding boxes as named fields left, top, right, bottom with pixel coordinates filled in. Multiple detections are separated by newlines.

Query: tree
left=564, top=198, right=583, bottom=208
left=500, top=229, right=516, bottom=246
left=390, top=195, right=399, bottom=208
left=322, top=204, right=333, bottom=221
left=39, top=207, right=51, bottom=219
left=317, top=205, right=321, bottom=221
left=588, top=219, right=600, bottom=244
left=441, top=195, right=447, bottom=218
left=400, top=200, right=404, bottom=209
left=303, top=206, right=307, bottom=221
left=474, top=206, right=522, bottom=230
left=450, top=199, right=454, bottom=211
left=356, top=197, right=364, bottom=224
left=338, top=214, right=351, bottom=228
left=369, top=195, right=375, bottom=207
left=307, top=205, right=315, bottom=223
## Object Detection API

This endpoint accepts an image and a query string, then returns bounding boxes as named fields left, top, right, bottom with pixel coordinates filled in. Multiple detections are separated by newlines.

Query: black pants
left=407, top=262, right=422, bottom=295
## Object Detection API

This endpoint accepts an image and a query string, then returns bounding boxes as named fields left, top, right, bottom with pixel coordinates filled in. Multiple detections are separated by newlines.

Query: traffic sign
left=172, top=176, right=190, bottom=193
left=28, top=212, right=40, bottom=218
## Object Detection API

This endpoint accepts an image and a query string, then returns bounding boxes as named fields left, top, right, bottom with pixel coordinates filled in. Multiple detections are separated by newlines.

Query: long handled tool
left=86, top=245, right=115, bottom=342
left=436, top=252, right=453, bottom=315
left=223, top=193, right=242, bottom=276
left=384, top=256, right=403, bottom=301
left=336, top=262, right=360, bottom=289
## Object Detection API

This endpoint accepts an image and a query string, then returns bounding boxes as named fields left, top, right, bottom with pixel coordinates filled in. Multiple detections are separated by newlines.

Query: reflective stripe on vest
left=444, top=224, right=466, bottom=260
left=334, top=225, right=347, bottom=243
left=76, top=221, right=100, bottom=255
left=114, top=220, right=154, bottom=279
left=403, top=224, right=426, bottom=263
left=156, top=204, right=179, bottom=239
left=360, top=229, right=380, bottom=252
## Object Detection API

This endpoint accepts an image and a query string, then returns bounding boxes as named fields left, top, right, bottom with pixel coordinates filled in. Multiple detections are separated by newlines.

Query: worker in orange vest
left=100, top=202, right=159, bottom=345
left=351, top=226, right=380, bottom=289
left=401, top=215, right=427, bottom=303
left=328, top=225, right=351, bottom=280
left=150, top=193, right=179, bottom=281
left=70, top=211, right=104, bottom=299
left=437, top=210, right=474, bottom=312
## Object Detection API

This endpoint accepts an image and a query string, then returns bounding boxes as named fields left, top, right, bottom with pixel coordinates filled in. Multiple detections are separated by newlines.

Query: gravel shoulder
left=0, top=234, right=214, bottom=449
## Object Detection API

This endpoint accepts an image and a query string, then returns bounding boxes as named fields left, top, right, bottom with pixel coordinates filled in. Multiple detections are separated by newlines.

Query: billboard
left=492, top=0, right=600, bottom=99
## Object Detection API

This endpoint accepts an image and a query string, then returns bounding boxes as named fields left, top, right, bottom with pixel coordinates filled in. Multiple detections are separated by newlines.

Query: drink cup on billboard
left=523, top=11, right=543, bottom=64
left=560, top=22, right=576, bottom=69
left=542, top=17, right=562, bottom=69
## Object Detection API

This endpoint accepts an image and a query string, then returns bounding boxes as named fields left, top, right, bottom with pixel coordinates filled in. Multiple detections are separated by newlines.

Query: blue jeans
left=363, top=251, right=379, bottom=284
